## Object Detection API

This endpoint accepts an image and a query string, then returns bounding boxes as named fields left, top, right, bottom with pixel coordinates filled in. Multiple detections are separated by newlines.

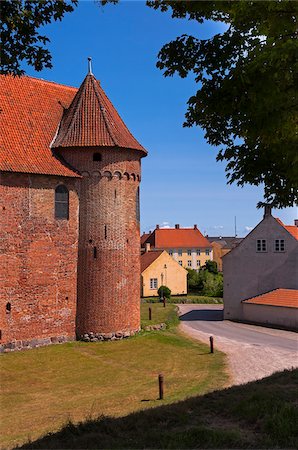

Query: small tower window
left=6, top=302, right=11, bottom=313
left=55, top=185, right=69, bottom=220
left=93, top=153, right=102, bottom=162
left=93, top=247, right=97, bottom=258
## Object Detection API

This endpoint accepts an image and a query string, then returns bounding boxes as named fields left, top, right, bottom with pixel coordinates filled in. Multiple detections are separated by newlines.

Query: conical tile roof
left=51, top=73, right=147, bottom=155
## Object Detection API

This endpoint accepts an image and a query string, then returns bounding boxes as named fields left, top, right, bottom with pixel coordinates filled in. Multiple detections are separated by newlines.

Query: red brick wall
left=0, top=173, right=79, bottom=348
left=60, top=147, right=142, bottom=336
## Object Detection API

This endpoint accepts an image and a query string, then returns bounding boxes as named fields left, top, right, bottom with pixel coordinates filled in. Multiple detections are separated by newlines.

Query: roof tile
left=243, top=289, right=298, bottom=308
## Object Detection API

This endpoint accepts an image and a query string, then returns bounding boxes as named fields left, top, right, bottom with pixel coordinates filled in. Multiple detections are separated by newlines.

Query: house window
left=187, top=249, right=191, bottom=256
left=196, top=249, right=201, bottom=256
left=275, top=239, right=285, bottom=252
left=205, top=249, right=210, bottom=256
left=178, top=250, right=182, bottom=256
left=169, top=250, right=173, bottom=256
left=55, top=185, right=69, bottom=220
left=150, top=278, right=158, bottom=289
left=93, top=152, right=102, bottom=161
left=187, top=260, right=192, bottom=267
left=256, top=239, right=267, bottom=252
left=178, top=260, right=182, bottom=266
left=197, top=260, right=201, bottom=267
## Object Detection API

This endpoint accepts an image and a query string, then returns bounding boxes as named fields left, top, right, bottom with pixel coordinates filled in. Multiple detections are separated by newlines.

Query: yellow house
left=141, top=248, right=187, bottom=297
left=141, top=224, right=213, bottom=270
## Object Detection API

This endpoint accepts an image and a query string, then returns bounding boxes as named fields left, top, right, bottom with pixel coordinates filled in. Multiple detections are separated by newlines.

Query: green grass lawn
left=140, top=302, right=179, bottom=327
left=0, top=330, right=227, bottom=449
left=18, top=369, right=298, bottom=449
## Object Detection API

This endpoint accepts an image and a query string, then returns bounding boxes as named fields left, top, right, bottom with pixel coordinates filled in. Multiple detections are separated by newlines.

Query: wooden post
left=163, top=297, right=166, bottom=308
left=149, top=307, right=152, bottom=321
left=210, top=336, right=214, bottom=353
left=158, top=373, right=164, bottom=400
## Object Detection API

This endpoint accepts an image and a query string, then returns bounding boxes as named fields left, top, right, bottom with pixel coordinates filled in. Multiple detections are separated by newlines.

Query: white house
left=223, top=206, right=298, bottom=330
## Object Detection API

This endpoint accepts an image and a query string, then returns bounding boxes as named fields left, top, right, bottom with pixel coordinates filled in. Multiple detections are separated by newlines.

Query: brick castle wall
left=60, top=147, right=142, bottom=336
left=0, top=173, right=79, bottom=349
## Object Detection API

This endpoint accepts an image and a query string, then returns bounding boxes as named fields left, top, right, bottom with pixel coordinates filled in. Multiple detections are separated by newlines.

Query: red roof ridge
left=23, top=74, right=77, bottom=91
left=242, top=288, right=298, bottom=309
left=274, top=217, right=298, bottom=240
left=91, top=75, right=117, bottom=146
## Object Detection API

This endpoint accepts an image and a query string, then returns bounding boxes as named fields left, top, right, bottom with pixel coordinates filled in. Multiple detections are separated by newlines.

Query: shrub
left=158, top=285, right=171, bottom=299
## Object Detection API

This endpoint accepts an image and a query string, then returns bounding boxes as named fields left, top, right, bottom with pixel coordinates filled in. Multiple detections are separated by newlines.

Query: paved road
left=178, top=304, right=297, bottom=385
left=179, top=304, right=298, bottom=352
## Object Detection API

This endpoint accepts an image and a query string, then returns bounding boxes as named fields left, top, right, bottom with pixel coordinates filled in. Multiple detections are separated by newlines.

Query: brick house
left=223, top=206, right=298, bottom=329
left=141, top=225, right=212, bottom=270
left=0, top=66, right=147, bottom=351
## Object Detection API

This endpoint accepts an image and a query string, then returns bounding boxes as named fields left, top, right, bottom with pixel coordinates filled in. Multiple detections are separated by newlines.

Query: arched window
left=55, top=185, right=69, bottom=220
left=93, top=153, right=102, bottom=162
left=6, top=302, right=11, bottom=313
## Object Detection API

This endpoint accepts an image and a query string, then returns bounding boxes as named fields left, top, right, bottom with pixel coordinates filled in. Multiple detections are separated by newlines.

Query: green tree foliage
left=147, top=0, right=298, bottom=208
left=158, top=285, right=171, bottom=299
left=1, top=0, right=78, bottom=75
left=203, top=260, right=218, bottom=274
left=187, top=267, right=223, bottom=297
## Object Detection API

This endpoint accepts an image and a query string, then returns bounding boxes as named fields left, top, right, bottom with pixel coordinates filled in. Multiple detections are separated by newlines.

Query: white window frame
left=178, top=260, right=182, bottom=266
left=168, top=249, right=173, bottom=256
left=256, top=239, right=267, bottom=252
left=197, top=260, right=201, bottom=267
left=196, top=249, right=201, bottom=256
left=187, top=249, right=191, bottom=256
left=187, top=260, right=192, bottom=267
left=178, top=249, right=182, bottom=256
left=150, top=278, right=158, bottom=289
left=205, top=249, right=210, bottom=256
left=274, top=239, right=285, bottom=252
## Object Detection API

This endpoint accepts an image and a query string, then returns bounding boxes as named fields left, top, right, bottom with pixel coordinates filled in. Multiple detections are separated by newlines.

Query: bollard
left=158, top=373, right=164, bottom=400
left=163, top=297, right=166, bottom=308
left=149, top=307, right=152, bottom=321
left=209, top=336, right=214, bottom=354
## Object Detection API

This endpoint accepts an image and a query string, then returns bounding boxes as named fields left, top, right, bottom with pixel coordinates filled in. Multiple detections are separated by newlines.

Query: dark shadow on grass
left=180, top=309, right=224, bottom=322
left=18, top=369, right=298, bottom=450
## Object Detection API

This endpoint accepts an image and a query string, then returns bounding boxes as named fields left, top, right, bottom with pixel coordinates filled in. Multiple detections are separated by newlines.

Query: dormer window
left=93, top=153, right=102, bottom=162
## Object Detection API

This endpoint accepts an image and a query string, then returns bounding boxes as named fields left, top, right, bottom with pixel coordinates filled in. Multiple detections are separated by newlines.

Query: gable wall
left=0, top=172, right=80, bottom=350
left=223, top=215, right=298, bottom=320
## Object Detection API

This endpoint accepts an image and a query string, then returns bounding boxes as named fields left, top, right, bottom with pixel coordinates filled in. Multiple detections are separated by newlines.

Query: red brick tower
left=52, top=64, right=147, bottom=340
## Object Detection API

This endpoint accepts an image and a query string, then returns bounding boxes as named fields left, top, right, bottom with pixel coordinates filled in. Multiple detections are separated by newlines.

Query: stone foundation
left=78, top=328, right=140, bottom=342
left=0, top=335, right=75, bottom=353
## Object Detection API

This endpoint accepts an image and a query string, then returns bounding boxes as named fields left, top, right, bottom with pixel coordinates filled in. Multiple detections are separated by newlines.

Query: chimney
left=194, top=224, right=197, bottom=229
left=149, top=230, right=152, bottom=234
left=142, top=231, right=145, bottom=235
left=175, top=224, right=180, bottom=229
left=295, top=219, right=298, bottom=227
left=156, top=224, right=160, bottom=229
left=263, top=204, right=272, bottom=218
left=145, top=243, right=150, bottom=252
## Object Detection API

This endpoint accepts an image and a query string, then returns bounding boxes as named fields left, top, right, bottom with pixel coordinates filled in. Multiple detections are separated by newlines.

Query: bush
left=158, top=285, right=171, bottom=299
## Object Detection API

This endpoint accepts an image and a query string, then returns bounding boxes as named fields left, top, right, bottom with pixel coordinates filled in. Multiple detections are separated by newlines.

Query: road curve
left=178, top=304, right=298, bottom=385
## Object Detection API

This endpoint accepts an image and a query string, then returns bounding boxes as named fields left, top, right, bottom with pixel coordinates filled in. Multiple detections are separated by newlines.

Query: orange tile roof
left=0, top=75, right=79, bottom=177
left=243, top=289, right=298, bottom=308
left=52, top=73, right=147, bottom=155
left=144, top=227, right=211, bottom=249
left=141, top=250, right=163, bottom=272
left=275, top=218, right=298, bottom=240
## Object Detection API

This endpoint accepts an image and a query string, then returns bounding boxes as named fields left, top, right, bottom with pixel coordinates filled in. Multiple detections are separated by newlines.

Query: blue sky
left=24, top=0, right=296, bottom=236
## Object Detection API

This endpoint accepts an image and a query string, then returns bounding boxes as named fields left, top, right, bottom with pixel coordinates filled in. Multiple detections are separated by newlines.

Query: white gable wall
left=223, top=215, right=298, bottom=321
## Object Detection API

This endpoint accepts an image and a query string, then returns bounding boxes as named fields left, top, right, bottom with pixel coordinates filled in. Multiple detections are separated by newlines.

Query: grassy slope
left=140, top=303, right=179, bottom=327
left=0, top=330, right=227, bottom=449
left=19, top=369, right=298, bottom=449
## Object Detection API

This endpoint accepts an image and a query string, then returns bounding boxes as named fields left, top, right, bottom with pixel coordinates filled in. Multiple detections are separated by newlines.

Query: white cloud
left=244, top=226, right=253, bottom=232
left=160, top=221, right=170, bottom=228
left=212, top=225, right=224, bottom=230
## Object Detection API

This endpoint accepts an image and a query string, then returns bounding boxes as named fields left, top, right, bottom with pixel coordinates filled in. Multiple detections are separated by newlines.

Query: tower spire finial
left=88, top=57, right=93, bottom=75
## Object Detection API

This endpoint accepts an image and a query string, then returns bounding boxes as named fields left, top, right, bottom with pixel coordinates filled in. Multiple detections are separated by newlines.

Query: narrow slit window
left=104, top=225, right=107, bottom=240
left=6, top=302, right=11, bottom=313
left=93, top=153, right=102, bottom=161
left=93, top=247, right=97, bottom=258
left=55, top=185, right=69, bottom=220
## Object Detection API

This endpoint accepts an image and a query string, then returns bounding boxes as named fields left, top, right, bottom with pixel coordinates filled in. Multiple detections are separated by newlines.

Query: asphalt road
left=179, top=304, right=298, bottom=352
